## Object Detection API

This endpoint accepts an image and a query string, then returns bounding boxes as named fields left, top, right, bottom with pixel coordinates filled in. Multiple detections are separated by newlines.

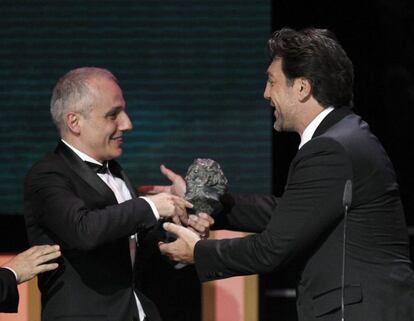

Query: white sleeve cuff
left=3, top=266, right=18, bottom=281
left=174, top=262, right=188, bottom=269
left=139, top=196, right=160, bottom=220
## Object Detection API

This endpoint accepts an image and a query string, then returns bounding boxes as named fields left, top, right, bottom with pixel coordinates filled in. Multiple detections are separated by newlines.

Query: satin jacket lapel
left=285, top=107, right=353, bottom=190
left=312, top=106, right=353, bottom=138
left=54, top=142, right=118, bottom=204
left=108, top=160, right=139, bottom=269
left=121, top=172, right=137, bottom=199
left=108, top=160, right=137, bottom=199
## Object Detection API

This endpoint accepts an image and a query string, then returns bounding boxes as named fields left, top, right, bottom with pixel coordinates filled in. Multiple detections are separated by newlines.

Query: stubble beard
left=273, top=111, right=283, bottom=132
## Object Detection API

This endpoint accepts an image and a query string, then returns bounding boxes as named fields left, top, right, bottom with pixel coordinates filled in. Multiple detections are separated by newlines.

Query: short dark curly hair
left=268, top=27, right=354, bottom=108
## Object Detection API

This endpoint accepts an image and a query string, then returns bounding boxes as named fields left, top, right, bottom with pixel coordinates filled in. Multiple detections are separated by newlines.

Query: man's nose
left=118, top=111, right=133, bottom=131
left=263, top=82, right=270, bottom=100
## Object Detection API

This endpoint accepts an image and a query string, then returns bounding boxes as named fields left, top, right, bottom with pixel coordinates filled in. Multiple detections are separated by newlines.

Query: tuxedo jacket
left=0, top=268, right=18, bottom=313
left=195, top=108, right=414, bottom=321
left=24, top=142, right=162, bottom=321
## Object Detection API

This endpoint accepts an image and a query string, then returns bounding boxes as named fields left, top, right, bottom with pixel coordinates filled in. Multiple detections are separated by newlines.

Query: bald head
left=50, top=67, right=118, bottom=136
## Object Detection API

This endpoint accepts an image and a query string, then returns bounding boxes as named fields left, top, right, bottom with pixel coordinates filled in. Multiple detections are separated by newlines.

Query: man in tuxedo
left=0, top=245, right=60, bottom=313
left=24, top=67, right=195, bottom=321
left=158, top=28, right=414, bottom=320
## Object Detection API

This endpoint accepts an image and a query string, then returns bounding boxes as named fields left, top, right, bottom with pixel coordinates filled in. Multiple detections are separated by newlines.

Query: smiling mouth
left=111, top=136, right=123, bottom=142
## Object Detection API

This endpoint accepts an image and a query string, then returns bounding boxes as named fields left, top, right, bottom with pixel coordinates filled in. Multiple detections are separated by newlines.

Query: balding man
left=24, top=67, right=193, bottom=321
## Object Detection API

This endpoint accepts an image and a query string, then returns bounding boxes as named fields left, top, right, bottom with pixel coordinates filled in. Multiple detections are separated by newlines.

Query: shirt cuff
left=139, top=196, right=160, bottom=220
left=3, top=266, right=18, bottom=281
left=174, top=262, right=188, bottom=269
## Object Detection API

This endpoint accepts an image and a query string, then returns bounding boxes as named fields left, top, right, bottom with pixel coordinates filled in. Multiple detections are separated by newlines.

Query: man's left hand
left=187, top=213, right=215, bottom=239
left=159, top=222, right=200, bottom=264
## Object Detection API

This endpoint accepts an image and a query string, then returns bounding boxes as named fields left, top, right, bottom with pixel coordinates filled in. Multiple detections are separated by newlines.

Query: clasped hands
left=141, top=165, right=214, bottom=264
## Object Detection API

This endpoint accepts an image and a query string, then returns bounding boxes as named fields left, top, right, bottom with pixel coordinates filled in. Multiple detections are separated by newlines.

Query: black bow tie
left=84, top=161, right=109, bottom=174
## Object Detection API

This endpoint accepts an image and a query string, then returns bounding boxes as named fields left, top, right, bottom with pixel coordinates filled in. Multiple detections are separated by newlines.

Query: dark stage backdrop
left=0, top=3, right=272, bottom=321
left=0, top=1, right=272, bottom=220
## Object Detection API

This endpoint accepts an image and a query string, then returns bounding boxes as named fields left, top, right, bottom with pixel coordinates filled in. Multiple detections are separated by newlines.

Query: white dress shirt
left=298, top=106, right=334, bottom=149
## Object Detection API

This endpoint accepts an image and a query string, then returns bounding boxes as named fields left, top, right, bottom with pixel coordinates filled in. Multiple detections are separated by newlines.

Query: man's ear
left=65, top=112, right=82, bottom=134
left=296, top=77, right=312, bottom=101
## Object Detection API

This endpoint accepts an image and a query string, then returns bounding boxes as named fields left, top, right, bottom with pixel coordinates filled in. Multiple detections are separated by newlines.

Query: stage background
left=0, top=2, right=271, bottom=321
left=1, top=1, right=414, bottom=321
left=0, top=0, right=272, bottom=218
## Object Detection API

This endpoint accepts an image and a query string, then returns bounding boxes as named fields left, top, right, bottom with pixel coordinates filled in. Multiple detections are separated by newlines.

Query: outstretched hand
left=137, top=165, right=186, bottom=197
left=159, top=222, right=200, bottom=264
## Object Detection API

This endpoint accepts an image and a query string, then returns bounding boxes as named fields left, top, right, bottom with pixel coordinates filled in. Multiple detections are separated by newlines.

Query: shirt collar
left=61, top=139, right=103, bottom=166
left=298, top=106, right=334, bottom=149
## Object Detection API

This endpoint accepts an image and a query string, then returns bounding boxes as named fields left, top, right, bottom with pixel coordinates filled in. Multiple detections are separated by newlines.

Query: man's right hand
left=2, top=245, right=61, bottom=284
left=147, top=192, right=193, bottom=225
left=137, top=165, right=186, bottom=197
left=159, top=222, right=200, bottom=264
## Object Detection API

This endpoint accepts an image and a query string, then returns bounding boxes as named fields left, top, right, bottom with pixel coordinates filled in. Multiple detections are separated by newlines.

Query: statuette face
left=184, top=158, right=228, bottom=214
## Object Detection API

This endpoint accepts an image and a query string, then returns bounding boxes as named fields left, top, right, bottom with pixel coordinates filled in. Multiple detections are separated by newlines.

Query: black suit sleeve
left=195, top=138, right=352, bottom=281
left=24, top=163, right=157, bottom=251
left=0, top=268, right=19, bottom=313
left=213, top=193, right=279, bottom=233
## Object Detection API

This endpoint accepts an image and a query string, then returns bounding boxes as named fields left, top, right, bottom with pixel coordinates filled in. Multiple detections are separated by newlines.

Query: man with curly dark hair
left=158, top=27, right=414, bottom=321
